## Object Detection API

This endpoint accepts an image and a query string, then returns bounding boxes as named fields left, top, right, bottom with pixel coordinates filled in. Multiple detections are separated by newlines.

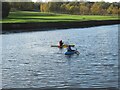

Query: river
left=2, top=25, right=119, bottom=88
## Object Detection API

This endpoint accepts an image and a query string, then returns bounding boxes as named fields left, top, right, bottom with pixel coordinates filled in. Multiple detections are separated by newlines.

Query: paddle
left=51, top=44, right=75, bottom=48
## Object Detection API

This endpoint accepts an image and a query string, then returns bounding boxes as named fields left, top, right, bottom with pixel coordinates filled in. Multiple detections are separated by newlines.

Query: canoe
left=51, top=44, right=75, bottom=48
left=65, top=51, right=75, bottom=55
left=65, top=50, right=80, bottom=55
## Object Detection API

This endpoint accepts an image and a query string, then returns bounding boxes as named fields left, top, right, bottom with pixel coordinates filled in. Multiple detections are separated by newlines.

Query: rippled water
left=2, top=25, right=118, bottom=88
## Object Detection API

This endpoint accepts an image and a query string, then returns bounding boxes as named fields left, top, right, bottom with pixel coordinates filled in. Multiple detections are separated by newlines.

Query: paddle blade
left=63, top=45, right=67, bottom=48
left=63, top=44, right=75, bottom=47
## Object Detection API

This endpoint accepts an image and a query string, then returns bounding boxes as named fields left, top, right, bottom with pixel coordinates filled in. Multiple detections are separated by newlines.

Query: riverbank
left=2, top=20, right=120, bottom=34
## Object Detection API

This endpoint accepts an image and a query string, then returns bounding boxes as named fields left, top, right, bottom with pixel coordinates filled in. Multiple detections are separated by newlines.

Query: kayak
left=51, top=44, right=75, bottom=48
left=65, top=50, right=80, bottom=55
left=65, top=51, right=75, bottom=55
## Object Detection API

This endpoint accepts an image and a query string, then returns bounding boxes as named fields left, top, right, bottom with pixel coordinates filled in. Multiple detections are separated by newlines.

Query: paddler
left=59, top=40, right=64, bottom=47
left=67, top=45, right=72, bottom=51
left=67, top=45, right=75, bottom=52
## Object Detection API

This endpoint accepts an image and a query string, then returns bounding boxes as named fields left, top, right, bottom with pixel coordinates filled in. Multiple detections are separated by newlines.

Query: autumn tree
left=80, top=3, right=89, bottom=15
left=63, top=3, right=79, bottom=14
left=107, top=4, right=113, bottom=14
left=107, top=3, right=119, bottom=15
left=40, top=3, right=49, bottom=12
left=90, top=2, right=102, bottom=15
left=112, top=6, right=119, bottom=15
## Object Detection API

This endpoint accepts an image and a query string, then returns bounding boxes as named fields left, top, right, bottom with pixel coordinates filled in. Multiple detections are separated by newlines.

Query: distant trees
left=39, top=2, right=119, bottom=15
left=90, top=2, right=102, bottom=15
left=2, top=2, right=11, bottom=18
left=40, top=2, right=63, bottom=13
left=48, top=2, right=62, bottom=12
left=60, top=3, right=66, bottom=13
left=80, top=3, right=89, bottom=15
left=10, top=2, right=34, bottom=11
left=40, top=3, right=49, bottom=12
left=4, top=1, right=119, bottom=16
left=34, top=2, right=40, bottom=11
left=6, top=0, right=34, bottom=11
left=107, top=4, right=119, bottom=15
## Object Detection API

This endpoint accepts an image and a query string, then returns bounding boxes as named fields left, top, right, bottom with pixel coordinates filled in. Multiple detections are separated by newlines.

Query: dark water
left=2, top=25, right=118, bottom=88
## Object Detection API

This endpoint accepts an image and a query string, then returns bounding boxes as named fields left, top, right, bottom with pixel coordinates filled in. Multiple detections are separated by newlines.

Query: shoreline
left=2, top=20, right=120, bottom=34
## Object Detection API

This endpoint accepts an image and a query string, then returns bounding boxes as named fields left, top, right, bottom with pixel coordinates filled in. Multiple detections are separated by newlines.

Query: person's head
left=60, top=40, right=62, bottom=42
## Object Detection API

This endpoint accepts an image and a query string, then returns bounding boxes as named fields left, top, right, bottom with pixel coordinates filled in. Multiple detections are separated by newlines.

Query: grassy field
left=1, top=11, right=119, bottom=23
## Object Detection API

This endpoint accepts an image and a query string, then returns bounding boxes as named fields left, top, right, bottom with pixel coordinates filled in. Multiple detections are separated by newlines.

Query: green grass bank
left=1, top=11, right=120, bottom=34
left=1, top=11, right=119, bottom=23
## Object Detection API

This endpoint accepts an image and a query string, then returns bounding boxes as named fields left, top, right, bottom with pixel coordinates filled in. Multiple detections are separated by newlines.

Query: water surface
left=2, top=25, right=118, bottom=88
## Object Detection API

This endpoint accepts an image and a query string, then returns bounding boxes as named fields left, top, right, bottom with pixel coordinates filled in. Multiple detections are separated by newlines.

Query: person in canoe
left=65, top=45, right=80, bottom=55
left=67, top=45, right=75, bottom=52
left=59, top=40, right=64, bottom=47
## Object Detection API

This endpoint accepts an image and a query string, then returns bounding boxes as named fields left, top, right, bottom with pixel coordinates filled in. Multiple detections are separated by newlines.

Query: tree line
left=40, top=2, right=120, bottom=15
left=1, top=1, right=120, bottom=18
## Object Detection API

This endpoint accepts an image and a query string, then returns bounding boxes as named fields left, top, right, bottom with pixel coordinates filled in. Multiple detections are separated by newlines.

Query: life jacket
left=67, top=46, right=72, bottom=51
